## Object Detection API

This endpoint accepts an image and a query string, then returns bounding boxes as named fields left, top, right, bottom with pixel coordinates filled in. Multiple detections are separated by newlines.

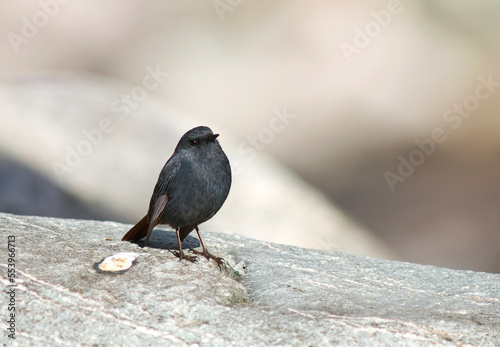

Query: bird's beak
left=209, top=134, right=219, bottom=141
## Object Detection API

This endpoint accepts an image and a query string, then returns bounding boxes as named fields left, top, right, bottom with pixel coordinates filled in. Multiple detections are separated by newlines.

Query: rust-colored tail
left=122, top=215, right=149, bottom=241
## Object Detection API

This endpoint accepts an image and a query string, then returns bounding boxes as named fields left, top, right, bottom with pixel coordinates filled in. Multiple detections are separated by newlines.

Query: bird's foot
left=189, top=249, right=224, bottom=266
left=173, top=251, right=198, bottom=263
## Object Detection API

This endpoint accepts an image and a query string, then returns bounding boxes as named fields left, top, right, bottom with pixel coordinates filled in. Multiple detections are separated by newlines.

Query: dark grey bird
left=122, top=126, right=231, bottom=263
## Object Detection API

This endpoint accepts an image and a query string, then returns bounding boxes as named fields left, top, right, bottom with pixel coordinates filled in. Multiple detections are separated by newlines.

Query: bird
left=121, top=126, right=231, bottom=263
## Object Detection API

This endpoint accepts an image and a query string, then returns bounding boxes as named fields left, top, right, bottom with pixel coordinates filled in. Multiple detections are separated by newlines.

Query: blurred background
left=1, top=0, right=500, bottom=273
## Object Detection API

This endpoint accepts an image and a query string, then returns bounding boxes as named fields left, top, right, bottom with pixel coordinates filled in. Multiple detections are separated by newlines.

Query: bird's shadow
left=126, top=227, right=200, bottom=251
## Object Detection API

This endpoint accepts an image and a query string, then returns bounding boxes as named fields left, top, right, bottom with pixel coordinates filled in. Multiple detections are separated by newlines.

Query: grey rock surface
left=1, top=212, right=499, bottom=346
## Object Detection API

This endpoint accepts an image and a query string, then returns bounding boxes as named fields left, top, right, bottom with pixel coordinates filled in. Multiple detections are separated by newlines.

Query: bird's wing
left=149, top=194, right=168, bottom=226
left=147, top=155, right=182, bottom=224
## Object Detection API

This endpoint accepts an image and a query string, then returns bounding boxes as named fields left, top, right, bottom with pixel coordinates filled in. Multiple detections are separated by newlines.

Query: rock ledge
left=1, top=212, right=499, bottom=346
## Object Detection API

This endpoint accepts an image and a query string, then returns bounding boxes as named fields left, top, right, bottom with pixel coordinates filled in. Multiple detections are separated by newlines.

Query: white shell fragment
left=97, top=252, right=139, bottom=273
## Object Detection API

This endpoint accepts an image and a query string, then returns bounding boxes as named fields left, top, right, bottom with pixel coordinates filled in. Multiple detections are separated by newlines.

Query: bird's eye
left=189, top=140, right=198, bottom=146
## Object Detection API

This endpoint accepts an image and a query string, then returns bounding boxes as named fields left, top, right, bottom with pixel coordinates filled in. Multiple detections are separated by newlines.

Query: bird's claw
left=189, top=249, right=224, bottom=266
left=173, top=251, right=199, bottom=263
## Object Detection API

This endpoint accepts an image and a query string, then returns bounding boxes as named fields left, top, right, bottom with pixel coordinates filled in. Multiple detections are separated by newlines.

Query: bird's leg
left=174, top=228, right=198, bottom=263
left=189, top=226, right=224, bottom=265
left=196, top=226, right=210, bottom=258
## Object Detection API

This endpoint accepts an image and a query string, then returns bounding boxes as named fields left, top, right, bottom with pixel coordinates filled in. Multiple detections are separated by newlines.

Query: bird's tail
left=122, top=215, right=149, bottom=241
